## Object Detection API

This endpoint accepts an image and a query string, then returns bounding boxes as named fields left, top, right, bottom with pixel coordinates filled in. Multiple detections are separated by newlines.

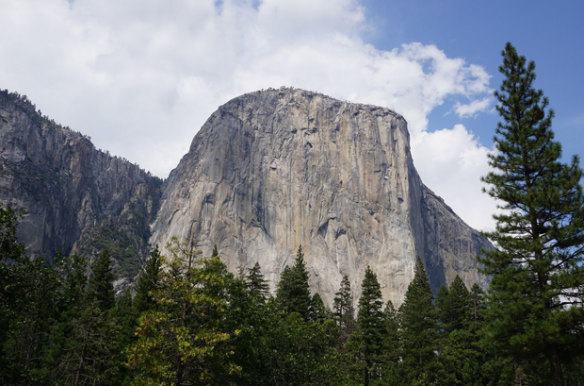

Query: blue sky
left=0, top=0, right=582, bottom=231
left=364, top=0, right=584, bottom=159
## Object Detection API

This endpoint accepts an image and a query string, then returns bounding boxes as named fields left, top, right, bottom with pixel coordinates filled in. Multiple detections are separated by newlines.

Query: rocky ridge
left=0, top=90, right=162, bottom=286
left=150, top=87, right=491, bottom=306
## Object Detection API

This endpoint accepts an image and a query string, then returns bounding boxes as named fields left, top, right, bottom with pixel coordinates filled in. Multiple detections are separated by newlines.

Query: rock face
left=0, top=90, right=162, bottom=284
left=151, top=88, right=491, bottom=306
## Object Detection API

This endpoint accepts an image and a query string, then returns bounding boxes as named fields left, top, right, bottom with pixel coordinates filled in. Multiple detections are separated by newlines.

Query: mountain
left=150, top=87, right=491, bottom=306
left=0, top=90, right=161, bottom=289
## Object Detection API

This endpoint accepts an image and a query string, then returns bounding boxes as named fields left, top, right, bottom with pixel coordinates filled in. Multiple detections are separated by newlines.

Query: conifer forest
left=2, top=44, right=584, bottom=386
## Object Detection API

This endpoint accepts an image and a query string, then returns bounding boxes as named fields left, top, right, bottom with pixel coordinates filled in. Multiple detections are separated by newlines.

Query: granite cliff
left=0, top=90, right=162, bottom=286
left=150, top=88, right=491, bottom=306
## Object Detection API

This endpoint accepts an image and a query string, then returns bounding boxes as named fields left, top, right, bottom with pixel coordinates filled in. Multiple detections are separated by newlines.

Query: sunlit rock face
left=150, top=87, right=490, bottom=307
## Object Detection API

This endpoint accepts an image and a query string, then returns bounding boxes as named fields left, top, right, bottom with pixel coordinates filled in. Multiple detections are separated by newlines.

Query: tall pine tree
left=357, top=266, right=386, bottom=386
left=333, top=274, right=354, bottom=350
left=480, top=42, right=584, bottom=386
left=276, top=246, right=312, bottom=319
left=398, top=257, right=438, bottom=385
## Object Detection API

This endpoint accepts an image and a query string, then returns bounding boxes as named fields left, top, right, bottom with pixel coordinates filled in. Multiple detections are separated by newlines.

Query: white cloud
left=0, top=0, right=498, bottom=230
left=454, top=97, right=492, bottom=118
left=411, top=125, right=499, bottom=230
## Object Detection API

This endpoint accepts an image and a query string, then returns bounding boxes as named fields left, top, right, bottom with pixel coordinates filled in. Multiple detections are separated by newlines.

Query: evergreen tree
left=333, top=274, right=354, bottom=350
left=380, top=300, right=400, bottom=384
left=133, top=246, right=163, bottom=314
left=0, top=204, right=26, bottom=383
left=469, top=283, right=484, bottom=324
left=480, top=42, right=584, bottom=386
left=276, top=246, right=312, bottom=319
left=246, top=261, right=269, bottom=302
left=437, top=275, right=471, bottom=335
left=69, top=249, right=119, bottom=386
left=398, top=257, right=438, bottom=385
left=87, top=250, right=115, bottom=311
left=357, top=266, right=386, bottom=386
left=308, top=293, right=327, bottom=322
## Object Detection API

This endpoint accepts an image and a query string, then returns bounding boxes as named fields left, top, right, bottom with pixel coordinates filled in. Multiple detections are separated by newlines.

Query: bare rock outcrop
left=0, top=90, right=162, bottom=285
left=150, top=88, right=490, bottom=306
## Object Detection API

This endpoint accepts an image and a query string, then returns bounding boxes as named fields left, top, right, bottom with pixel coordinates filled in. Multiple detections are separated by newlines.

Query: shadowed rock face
left=151, top=88, right=491, bottom=306
left=0, top=90, right=161, bottom=287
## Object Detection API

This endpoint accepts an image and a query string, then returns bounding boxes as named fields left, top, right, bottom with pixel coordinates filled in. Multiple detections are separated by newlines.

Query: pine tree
left=447, top=276, right=471, bottom=333
left=133, top=246, right=163, bottom=314
left=333, top=274, right=354, bottom=350
left=246, top=261, right=269, bottom=302
left=380, top=300, right=400, bottom=384
left=398, top=257, right=438, bottom=384
left=87, top=250, right=115, bottom=311
left=357, top=266, right=386, bottom=386
left=308, top=293, right=327, bottom=322
left=480, top=42, right=584, bottom=386
left=276, top=246, right=312, bottom=319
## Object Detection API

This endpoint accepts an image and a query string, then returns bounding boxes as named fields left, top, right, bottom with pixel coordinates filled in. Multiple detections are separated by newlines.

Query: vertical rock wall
left=150, top=88, right=490, bottom=306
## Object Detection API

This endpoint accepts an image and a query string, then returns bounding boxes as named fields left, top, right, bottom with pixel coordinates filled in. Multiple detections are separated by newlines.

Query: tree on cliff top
left=480, top=42, right=584, bottom=386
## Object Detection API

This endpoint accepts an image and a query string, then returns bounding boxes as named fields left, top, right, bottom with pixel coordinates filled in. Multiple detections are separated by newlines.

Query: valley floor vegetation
left=1, top=213, right=583, bottom=385
left=2, top=43, right=584, bottom=386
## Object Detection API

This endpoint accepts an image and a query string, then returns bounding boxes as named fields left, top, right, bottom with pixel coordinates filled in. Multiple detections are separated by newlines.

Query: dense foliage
left=2, top=200, right=584, bottom=384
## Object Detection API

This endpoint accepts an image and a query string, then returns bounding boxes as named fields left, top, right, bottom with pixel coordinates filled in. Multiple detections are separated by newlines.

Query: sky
left=1, top=0, right=583, bottom=232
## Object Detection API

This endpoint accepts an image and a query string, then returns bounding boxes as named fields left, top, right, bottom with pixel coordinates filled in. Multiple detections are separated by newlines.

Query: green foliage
left=246, top=261, right=269, bottom=302
left=127, top=237, right=240, bottom=385
left=276, top=246, right=312, bottom=319
left=264, top=312, right=341, bottom=386
left=309, top=292, right=327, bottom=322
left=334, top=274, right=355, bottom=351
left=87, top=249, right=116, bottom=311
left=436, top=275, right=471, bottom=335
left=132, top=246, right=163, bottom=314
left=356, top=266, right=386, bottom=386
left=398, top=257, right=438, bottom=385
left=480, top=42, right=584, bottom=385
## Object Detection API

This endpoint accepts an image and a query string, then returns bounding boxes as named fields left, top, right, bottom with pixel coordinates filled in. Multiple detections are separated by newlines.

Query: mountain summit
left=150, top=87, right=490, bottom=306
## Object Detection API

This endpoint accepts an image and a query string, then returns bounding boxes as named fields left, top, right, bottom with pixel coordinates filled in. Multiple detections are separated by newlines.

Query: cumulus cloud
left=454, top=97, right=492, bottom=118
left=0, top=0, right=498, bottom=230
left=411, top=125, right=499, bottom=230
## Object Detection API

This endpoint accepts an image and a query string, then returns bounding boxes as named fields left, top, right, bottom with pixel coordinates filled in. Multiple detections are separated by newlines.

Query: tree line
left=2, top=217, right=583, bottom=385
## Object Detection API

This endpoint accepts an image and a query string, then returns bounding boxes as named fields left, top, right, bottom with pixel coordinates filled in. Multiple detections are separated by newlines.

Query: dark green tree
left=87, top=249, right=115, bottom=311
left=357, top=266, right=386, bottom=386
left=480, top=42, right=584, bottom=386
left=133, top=246, right=163, bottom=314
left=0, top=204, right=25, bottom=383
left=246, top=261, right=269, bottom=302
left=379, top=300, right=400, bottom=385
left=68, top=249, right=119, bottom=386
left=333, top=274, right=354, bottom=351
left=436, top=275, right=471, bottom=335
left=398, top=257, right=438, bottom=385
left=308, top=293, right=327, bottom=322
left=276, top=246, right=312, bottom=319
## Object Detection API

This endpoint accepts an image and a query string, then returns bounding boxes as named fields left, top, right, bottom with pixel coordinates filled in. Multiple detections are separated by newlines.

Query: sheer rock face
left=0, top=91, right=161, bottom=285
left=151, top=88, right=490, bottom=306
